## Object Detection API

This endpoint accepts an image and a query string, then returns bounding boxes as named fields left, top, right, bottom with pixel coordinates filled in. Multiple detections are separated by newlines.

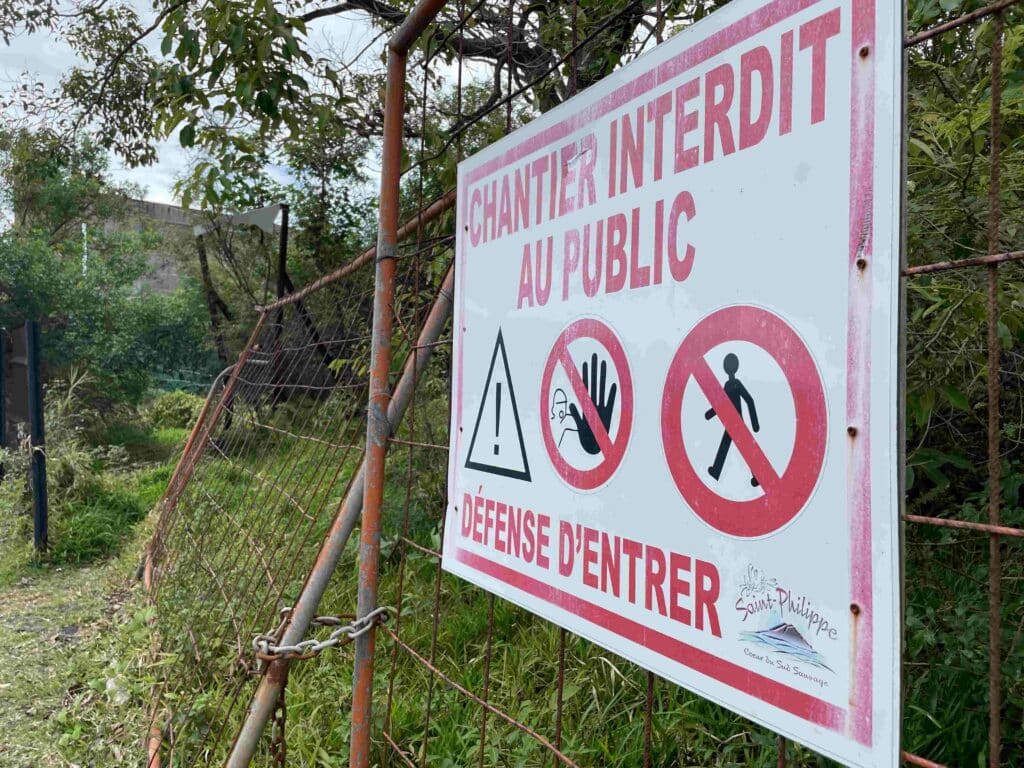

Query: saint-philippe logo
left=735, top=564, right=838, bottom=673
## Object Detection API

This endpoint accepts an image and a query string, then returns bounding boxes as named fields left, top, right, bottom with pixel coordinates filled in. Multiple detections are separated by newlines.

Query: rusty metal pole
left=985, top=12, right=1004, bottom=768
left=350, top=6, right=448, bottom=762
left=146, top=361, right=236, bottom=575
left=351, top=47, right=407, bottom=768
left=224, top=264, right=455, bottom=767
left=158, top=316, right=265, bottom=517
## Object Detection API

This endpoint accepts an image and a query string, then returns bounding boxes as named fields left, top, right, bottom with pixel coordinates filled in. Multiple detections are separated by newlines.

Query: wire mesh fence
left=146, top=255, right=380, bottom=765
left=146, top=1, right=1023, bottom=766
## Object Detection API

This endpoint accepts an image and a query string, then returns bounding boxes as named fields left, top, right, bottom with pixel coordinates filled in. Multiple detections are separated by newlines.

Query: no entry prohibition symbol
left=541, top=318, right=633, bottom=490
left=661, top=306, right=827, bottom=537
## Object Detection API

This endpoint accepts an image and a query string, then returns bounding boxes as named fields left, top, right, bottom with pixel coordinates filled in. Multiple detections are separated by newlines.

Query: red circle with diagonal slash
left=541, top=318, right=633, bottom=491
left=661, top=306, right=827, bottom=537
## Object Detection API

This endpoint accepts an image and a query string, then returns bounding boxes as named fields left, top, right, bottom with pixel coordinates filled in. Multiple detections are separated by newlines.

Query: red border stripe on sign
left=456, top=547, right=846, bottom=731
left=847, top=0, right=876, bottom=746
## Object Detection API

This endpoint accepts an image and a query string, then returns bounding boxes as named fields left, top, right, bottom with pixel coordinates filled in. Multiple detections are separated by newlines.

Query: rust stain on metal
left=902, top=249, right=1024, bottom=276
left=351, top=8, right=450, bottom=765
left=904, top=514, right=1024, bottom=538
left=848, top=598, right=861, bottom=715
left=984, top=12, right=1005, bottom=768
left=904, top=0, right=1021, bottom=47
left=901, top=751, right=950, bottom=768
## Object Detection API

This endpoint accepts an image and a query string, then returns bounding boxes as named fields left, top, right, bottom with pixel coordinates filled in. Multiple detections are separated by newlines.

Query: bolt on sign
left=445, top=0, right=901, bottom=765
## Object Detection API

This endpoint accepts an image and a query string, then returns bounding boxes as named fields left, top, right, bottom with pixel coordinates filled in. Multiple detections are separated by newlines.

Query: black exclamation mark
left=493, top=382, right=502, bottom=455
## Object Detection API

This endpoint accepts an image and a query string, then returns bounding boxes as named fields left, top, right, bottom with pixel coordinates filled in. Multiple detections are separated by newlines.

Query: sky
left=0, top=4, right=380, bottom=206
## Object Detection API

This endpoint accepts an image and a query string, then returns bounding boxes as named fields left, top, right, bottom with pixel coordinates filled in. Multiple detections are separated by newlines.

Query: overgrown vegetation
left=0, top=129, right=224, bottom=402
left=0, top=382, right=186, bottom=576
left=0, top=389, right=185, bottom=767
left=0, top=540, right=155, bottom=767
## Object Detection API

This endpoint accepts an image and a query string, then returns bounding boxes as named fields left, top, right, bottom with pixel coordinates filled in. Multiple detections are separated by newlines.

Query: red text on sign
left=458, top=491, right=721, bottom=639
left=461, top=492, right=552, bottom=570
left=465, top=7, right=842, bottom=247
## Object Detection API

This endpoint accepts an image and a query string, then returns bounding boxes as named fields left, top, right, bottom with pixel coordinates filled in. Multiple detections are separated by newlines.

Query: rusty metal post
left=985, top=12, right=1004, bottom=768
left=350, top=46, right=407, bottom=768
left=224, top=264, right=455, bottom=767
left=146, top=361, right=236, bottom=574
left=350, top=4, right=449, bottom=766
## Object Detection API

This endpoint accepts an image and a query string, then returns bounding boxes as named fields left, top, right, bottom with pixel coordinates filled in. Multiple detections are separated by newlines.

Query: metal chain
left=253, top=606, right=394, bottom=662
left=270, top=682, right=287, bottom=767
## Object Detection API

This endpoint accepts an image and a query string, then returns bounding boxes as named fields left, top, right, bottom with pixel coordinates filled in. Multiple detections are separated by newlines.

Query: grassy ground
left=0, top=416, right=186, bottom=768
left=0, top=384, right=1019, bottom=767
left=0, top=535, right=151, bottom=767
left=140, top=384, right=1023, bottom=768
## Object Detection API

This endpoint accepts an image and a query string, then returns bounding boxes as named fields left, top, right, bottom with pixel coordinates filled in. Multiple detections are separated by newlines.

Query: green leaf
left=943, top=385, right=970, bottom=412
left=908, top=137, right=937, bottom=162
left=229, top=24, right=244, bottom=53
left=209, top=53, right=227, bottom=88
left=255, top=91, right=277, bottom=117
left=179, top=124, right=196, bottom=147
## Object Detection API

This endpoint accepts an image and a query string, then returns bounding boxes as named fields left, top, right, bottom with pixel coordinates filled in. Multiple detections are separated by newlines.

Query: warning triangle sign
left=465, top=329, right=531, bottom=481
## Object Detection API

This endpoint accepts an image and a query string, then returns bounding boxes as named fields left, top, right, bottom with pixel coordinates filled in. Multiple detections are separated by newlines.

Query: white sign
left=445, top=1, right=901, bottom=765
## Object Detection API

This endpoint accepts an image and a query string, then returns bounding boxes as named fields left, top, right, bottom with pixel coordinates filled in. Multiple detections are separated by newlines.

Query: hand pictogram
left=568, top=353, right=617, bottom=455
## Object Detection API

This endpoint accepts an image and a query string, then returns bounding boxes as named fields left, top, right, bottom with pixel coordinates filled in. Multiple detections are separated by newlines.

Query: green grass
left=47, top=465, right=174, bottom=565
left=0, top=406, right=184, bottom=767
left=143, top=388, right=854, bottom=767
left=145, top=387, right=1023, bottom=768
left=100, top=420, right=188, bottom=465
left=2, top=383, right=1017, bottom=768
left=0, top=480, right=165, bottom=767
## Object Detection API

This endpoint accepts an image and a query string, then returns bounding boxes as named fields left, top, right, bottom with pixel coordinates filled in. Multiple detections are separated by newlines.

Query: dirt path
left=0, top=558, right=142, bottom=767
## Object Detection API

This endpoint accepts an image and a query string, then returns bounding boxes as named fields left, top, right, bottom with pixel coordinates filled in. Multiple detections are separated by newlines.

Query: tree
left=0, top=126, right=220, bottom=401
left=0, top=0, right=726, bottom=207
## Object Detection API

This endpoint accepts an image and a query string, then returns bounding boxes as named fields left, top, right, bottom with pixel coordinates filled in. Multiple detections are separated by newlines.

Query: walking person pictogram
left=705, top=353, right=761, bottom=487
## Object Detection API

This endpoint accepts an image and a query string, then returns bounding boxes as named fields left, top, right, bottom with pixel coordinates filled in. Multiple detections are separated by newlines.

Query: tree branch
left=71, top=0, right=189, bottom=134
left=299, top=0, right=404, bottom=25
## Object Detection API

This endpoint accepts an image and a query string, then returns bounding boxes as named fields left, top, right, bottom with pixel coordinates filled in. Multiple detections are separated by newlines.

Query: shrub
left=146, top=391, right=205, bottom=431
left=47, top=477, right=147, bottom=564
